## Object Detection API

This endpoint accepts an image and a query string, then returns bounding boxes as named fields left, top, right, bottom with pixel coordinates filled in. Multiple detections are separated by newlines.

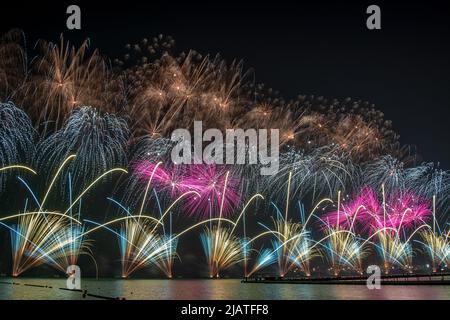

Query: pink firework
left=323, top=187, right=431, bottom=233
left=323, top=187, right=380, bottom=232
left=181, top=165, right=242, bottom=218
left=135, top=162, right=242, bottom=218
left=135, top=162, right=191, bottom=196
left=374, top=192, right=431, bottom=231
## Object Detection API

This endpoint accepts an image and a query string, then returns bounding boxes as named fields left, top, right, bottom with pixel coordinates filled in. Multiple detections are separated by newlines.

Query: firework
left=20, top=37, right=124, bottom=133
left=7, top=213, right=74, bottom=276
left=0, top=156, right=126, bottom=276
left=324, top=187, right=432, bottom=232
left=269, top=147, right=356, bottom=204
left=247, top=174, right=325, bottom=277
left=118, top=219, right=175, bottom=278
left=319, top=192, right=368, bottom=275
left=323, top=187, right=432, bottom=274
left=133, top=163, right=242, bottom=218
left=375, top=231, right=414, bottom=273
left=181, top=165, right=242, bottom=218
left=34, top=106, right=129, bottom=191
left=406, top=163, right=450, bottom=212
left=270, top=219, right=316, bottom=277
left=121, top=42, right=247, bottom=138
left=322, top=227, right=367, bottom=276
left=134, top=162, right=192, bottom=198
left=83, top=165, right=199, bottom=278
left=200, top=226, right=243, bottom=278
left=323, top=187, right=376, bottom=232
left=363, top=156, right=407, bottom=194
left=199, top=177, right=262, bottom=277
left=0, top=102, right=35, bottom=192
left=418, top=229, right=450, bottom=272
left=416, top=197, right=450, bottom=272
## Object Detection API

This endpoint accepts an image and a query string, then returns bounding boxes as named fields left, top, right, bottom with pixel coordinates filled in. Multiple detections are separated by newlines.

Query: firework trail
left=199, top=172, right=262, bottom=277
left=200, top=226, right=243, bottom=278
left=0, top=156, right=126, bottom=276
left=416, top=197, right=450, bottom=272
left=270, top=219, right=316, bottom=277
left=19, top=36, right=124, bottom=133
left=418, top=229, right=449, bottom=273
left=118, top=219, right=175, bottom=278
left=246, top=174, right=330, bottom=277
left=84, top=163, right=200, bottom=278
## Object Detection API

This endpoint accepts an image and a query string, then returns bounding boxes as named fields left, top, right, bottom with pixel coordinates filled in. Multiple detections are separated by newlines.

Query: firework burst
left=418, top=229, right=450, bottom=272
left=200, top=225, right=243, bottom=278
left=0, top=102, right=35, bottom=192
left=118, top=219, right=175, bottom=278
left=21, top=37, right=123, bottom=133
left=35, top=106, right=128, bottom=191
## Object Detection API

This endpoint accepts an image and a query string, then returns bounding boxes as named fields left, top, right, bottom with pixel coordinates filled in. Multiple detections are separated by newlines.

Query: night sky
left=1, top=1, right=449, bottom=277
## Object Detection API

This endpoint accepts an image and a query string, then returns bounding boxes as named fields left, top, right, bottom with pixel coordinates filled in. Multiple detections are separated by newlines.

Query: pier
left=242, top=272, right=450, bottom=285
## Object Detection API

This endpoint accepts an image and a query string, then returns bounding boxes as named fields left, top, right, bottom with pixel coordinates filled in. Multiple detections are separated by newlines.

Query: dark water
left=1, top=278, right=450, bottom=300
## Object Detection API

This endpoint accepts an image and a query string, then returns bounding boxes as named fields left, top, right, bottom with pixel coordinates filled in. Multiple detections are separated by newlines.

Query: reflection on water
left=1, top=278, right=450, bottom=300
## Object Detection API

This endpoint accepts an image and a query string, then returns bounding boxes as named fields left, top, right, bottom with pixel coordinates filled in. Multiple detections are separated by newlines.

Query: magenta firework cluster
left=136, top=162, right=242, bottom=218
left=324, top=187, right=432, bottom=233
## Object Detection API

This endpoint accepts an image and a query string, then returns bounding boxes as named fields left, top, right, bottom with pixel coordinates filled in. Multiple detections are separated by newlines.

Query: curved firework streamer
left=0, top=211, right=82, bottom=225
left=17, top=176, right=41, bottom=207
left=0, top=165, right=37, bottom=175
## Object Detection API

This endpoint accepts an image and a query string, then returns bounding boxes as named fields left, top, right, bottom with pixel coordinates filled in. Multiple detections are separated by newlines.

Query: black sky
left=1, top=0, right=449, bottom=167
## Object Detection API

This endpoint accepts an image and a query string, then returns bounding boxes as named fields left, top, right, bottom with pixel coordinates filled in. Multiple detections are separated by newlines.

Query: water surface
left=1, top=278, right=449, bottom=300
